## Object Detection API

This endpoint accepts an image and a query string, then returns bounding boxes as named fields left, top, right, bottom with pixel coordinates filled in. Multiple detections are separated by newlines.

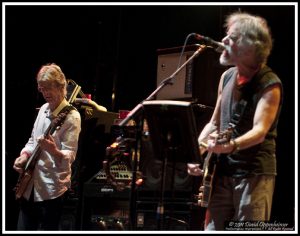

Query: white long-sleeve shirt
left=20, top=99, right=81, bottom=201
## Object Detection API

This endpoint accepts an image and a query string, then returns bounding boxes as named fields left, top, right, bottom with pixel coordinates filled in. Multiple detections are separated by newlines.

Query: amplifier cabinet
left=156, top=45, right=228, bottom=107
left=80, top=182, right=130, bottom=230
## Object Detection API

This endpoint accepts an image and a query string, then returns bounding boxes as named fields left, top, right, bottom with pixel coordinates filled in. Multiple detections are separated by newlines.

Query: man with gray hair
left=13, top=63, right=81, bottom=230
left=188, top=12, right=283, bottom=230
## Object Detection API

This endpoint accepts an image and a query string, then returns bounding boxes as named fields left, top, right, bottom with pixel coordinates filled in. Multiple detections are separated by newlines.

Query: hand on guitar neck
left=186, top=133, right=213, bottom=177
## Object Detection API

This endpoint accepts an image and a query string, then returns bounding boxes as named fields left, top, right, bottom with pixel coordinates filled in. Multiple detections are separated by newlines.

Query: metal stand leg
left=157, top=155, right=168, bottom=230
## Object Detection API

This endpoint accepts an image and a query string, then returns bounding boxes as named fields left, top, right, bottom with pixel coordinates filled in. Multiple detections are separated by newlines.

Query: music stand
left=142, top=100, right=202, bottom=164
left=142, top=100, right=202, bottom=230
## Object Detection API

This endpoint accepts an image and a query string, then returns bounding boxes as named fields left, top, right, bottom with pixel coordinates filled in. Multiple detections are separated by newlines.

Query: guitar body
left=198, top=152, right=217, bottom=207
left=15, top=170, right=33, bottom=200
left=14, top=145, right=42, bottom=200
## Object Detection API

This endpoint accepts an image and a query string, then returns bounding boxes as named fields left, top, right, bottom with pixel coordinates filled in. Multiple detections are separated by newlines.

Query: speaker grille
left=139, top=138, right=193, bottom=192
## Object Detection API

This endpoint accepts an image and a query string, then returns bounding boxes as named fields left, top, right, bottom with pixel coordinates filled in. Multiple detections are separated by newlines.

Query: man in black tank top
left=188, top=12, right=283, bottom=230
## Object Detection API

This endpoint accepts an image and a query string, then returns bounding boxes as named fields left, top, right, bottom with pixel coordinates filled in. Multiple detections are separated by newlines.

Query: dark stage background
left=3, top=4, right=296, bottom=231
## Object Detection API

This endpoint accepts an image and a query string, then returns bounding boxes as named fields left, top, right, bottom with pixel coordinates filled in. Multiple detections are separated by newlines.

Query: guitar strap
left=54, top=104, right=76, bottom=121
left=30, top=104, right=75, bottom=166
left=228, top=99, right=247, bottom=130
left=226, top=66, right=273, bottom=130
left=43, top=104, right=75, bottom=139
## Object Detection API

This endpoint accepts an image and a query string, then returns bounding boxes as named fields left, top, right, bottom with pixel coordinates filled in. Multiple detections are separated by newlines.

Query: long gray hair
left=225, top=12, right=273, bottom=66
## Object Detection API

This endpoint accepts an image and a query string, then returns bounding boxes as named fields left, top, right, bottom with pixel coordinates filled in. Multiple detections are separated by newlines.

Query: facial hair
left=219, top=47, right=234, bottom=66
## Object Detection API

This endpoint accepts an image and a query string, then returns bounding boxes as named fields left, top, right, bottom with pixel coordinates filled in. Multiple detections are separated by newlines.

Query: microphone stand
left=118, top=44, right=207, bottom=127
left=120, top=44, right=207, bottom=230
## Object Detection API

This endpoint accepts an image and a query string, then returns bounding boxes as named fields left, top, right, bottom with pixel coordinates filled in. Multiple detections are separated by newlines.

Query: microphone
left=193, top=33, right=226, bottom=53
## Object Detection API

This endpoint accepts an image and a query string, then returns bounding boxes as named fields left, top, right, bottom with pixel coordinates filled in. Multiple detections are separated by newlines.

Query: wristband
left=199, top=141, right=208, bottom=148
left=231, top=139, right=240, bottom=154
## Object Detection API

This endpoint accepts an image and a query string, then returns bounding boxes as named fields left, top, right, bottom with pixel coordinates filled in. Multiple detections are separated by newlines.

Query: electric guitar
left=14, top=107, right=72, bottom=200
left=196, top=127, right=233, bottom=207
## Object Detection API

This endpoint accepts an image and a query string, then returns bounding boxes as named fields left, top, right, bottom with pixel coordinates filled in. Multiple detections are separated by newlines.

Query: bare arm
left=208, top=84, right=281, bottom=154
left=233, top=84, right=281, bottom=149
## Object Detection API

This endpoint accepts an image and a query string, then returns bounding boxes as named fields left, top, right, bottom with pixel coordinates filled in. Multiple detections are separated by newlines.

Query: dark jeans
left=205, top=175, right=275, bottom=230
left=17, top=191, right=64, bottom=230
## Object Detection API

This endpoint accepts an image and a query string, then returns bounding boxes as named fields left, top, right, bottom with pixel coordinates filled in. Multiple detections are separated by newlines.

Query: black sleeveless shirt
left=217, top=66, right=283, bottom=177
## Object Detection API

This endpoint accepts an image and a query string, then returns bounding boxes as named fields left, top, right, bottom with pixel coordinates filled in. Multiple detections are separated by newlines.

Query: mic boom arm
left=193, top=33, right=226, bottom=52
left=118, top=44, right=207, bottom=127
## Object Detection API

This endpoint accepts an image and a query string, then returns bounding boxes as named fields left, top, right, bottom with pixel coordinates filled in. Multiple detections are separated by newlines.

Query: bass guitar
left=196, top=127, right=233, bottom=207
left=14, top=106, right=72, bottom=200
